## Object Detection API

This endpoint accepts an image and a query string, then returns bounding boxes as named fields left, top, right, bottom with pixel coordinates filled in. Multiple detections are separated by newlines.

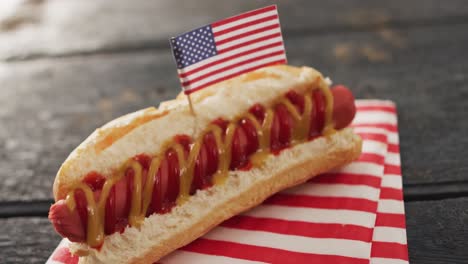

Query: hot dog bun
left=54, top=65, right=328, bottom=200
left=54, top=65, right=326, bottom=200
left=53, top=65, right=362, bottom=263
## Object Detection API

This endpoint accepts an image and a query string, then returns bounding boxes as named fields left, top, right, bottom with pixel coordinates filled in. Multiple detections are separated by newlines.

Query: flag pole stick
left=187, top=93, right=197, bottom=116
left=185, top=92, right=198, bottom=134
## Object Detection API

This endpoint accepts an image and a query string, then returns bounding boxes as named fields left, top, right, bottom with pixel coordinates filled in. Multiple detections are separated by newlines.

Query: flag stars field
left=171, top=26, right=218, bottom=69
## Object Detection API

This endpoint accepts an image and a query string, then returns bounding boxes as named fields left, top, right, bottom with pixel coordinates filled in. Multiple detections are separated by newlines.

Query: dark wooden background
left=1, top=1, right=468, bottom=263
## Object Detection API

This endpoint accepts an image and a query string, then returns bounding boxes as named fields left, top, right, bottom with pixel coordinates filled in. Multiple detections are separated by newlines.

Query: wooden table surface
left=1, top=1, right=468, bottom=263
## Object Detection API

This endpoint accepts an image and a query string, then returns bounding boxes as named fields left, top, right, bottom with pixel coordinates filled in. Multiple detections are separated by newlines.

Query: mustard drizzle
left=64, top=83, right=334, bottom=247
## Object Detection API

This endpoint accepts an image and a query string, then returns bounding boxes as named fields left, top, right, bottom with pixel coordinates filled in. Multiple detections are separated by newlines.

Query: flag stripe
left=213, top=15, right=279, bottom=40
left=181, top=49, right=285, bottom=86
left=178, top=38, right=283, bottom=75
left=215, top=23, right=279, bottom=46
left=184, top=58, right=286, bottom=94
left=183, top=52, right=286, bottom=88
left=216, top=28, right=282, bottom=51
left=216, top=34, right=283, bottom=56
left=178, top=44, right=284, bottom=81
left=211, top=6, right=277, bottom=29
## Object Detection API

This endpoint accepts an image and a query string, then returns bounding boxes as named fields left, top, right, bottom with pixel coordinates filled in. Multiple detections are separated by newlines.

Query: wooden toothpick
left=186, top=92, right=199, bottom=135
left=187, top=93, right=197, bottom=117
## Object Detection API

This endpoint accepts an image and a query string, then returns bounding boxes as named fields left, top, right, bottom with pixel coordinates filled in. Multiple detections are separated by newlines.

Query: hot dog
left=48, top=65, right=362, bottom=263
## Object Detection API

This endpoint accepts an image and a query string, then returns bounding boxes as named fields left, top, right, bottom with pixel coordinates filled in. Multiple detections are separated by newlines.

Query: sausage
left=48, top=85, right=356, bottom=243
left=49, top=200, right=86, bottom=242
left=331, top=85, right=356, bottom=129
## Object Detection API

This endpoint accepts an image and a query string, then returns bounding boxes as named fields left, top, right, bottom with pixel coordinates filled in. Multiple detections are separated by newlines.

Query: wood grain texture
left=1, top=1, right=467, bottom=263
left=0, top=198, right=467, bottom=264
left=0, top=217, right=61, bottom=264
left=1, top=22, right=467, bottom=201
left=0, top=53, right=177, bottom=201
left=1, top=0, right=468, bottom=60
left=406, top=198, right=468, bottom=264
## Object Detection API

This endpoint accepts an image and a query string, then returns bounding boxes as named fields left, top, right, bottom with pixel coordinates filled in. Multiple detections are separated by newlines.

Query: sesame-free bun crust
left=54, top=65, right=324, bottom=200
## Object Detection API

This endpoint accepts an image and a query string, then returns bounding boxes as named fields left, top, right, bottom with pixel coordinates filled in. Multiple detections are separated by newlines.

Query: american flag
left=170, top=5, right=287, bottom=94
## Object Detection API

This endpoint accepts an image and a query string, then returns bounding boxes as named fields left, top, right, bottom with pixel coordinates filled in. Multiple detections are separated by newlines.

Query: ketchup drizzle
left=72, top=89, right=327, bottom=242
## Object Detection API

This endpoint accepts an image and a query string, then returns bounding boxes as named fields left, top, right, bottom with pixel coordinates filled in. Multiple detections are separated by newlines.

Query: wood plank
left=0, top=201, right=51, bottom=217
left=0, top=23, right=467, bottom=201
left=1, top=198, right=467, bottom=263
left=406, top=198, right=468, bottom=263
left=2, top=181, right=467, bottom=218
left=404, top=181, right=468, bottom=202
left=1, top=0, right=468, bottom=60
left=0, top=217, right=61, bottom=263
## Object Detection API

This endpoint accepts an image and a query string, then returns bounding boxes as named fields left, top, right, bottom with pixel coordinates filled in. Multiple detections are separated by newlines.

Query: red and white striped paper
left=356, top=101, right=409, bottom=264
left=47, top=100, right=408, bottom=264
